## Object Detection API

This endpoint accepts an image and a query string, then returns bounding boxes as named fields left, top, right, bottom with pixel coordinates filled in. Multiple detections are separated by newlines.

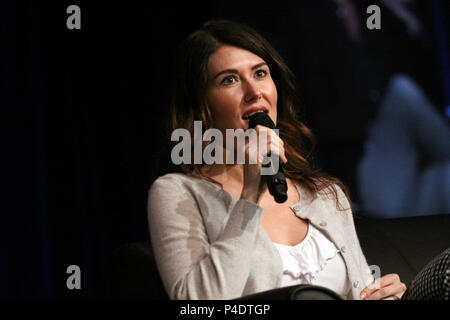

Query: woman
left=147, top=20, right=407, bottom=300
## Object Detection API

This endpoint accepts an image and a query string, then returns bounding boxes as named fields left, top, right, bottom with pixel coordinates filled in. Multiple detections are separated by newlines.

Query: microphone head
left=248, top=111, right=276, bottom=129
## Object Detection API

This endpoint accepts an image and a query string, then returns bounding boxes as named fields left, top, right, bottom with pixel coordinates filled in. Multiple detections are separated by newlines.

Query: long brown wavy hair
left=160, top=19, right=351, bottom=210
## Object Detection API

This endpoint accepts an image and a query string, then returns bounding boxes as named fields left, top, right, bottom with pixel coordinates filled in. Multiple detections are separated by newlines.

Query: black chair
left=110, top=241, right=169, bottom=300
left=354, top=213, right=450, bottom=286
left=110, top=214, right=450, bottom=299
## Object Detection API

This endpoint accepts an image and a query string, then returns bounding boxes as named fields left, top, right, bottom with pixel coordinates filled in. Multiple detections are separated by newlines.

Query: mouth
left=242, top=107, right=269, bottom=120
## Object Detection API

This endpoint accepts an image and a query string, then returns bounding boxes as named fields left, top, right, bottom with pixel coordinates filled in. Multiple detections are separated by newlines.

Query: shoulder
left=150, top=172, right=194, bottom=195
left=311, top=184, right=360, bottom=241
left=302, top=182, right=353, bottom=227
left=149, top=172, right=217, bottom=200
left=147, top=173, right=205, bottom=222
left=316, top=183, right=351, bottom=213
left=151, top=172, right=192, bottom=187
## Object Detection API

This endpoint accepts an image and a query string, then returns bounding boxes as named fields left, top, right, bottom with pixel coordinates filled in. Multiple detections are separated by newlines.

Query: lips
left=241, top=106, right=269, bottom=120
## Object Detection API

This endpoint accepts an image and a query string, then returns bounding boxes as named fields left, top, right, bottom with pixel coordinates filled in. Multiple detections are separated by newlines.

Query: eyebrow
left=212, top=62, right=268, bottom=80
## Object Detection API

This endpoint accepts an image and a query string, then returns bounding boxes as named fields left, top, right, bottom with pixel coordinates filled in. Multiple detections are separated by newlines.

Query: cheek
left=267, top=82, right=278, bottom=123
left=272, top=88, right=278, bottom=106
left=268, top=84, right=278, bottom=110
left=269, top=81, right=278, bottom=104
left=208, top=90, right=240, bottom=117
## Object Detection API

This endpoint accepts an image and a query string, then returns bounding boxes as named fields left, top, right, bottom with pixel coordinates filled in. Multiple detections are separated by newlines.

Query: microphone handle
left=248, top=112, right=288, bottom=203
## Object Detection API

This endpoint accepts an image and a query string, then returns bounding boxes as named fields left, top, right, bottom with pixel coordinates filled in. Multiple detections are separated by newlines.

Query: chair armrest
left=236, top=284, right=343, bottom=300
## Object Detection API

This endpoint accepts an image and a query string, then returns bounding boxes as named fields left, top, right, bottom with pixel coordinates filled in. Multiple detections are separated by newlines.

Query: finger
left=383, top=273, right=401, bottom=286
left=360, top=274, right=400, bottom=299
left=262, top=146, right=286, bottom=167
left=265, top=129, right=287, bottom=163
left=397, top=282, right=407, bottom=299
left=254, top=127, right=287, bottom=164
left=365, top=280, right=406, bottom=300
left=360, top=281, right=380, bottom=299
left=365, top=284, right=398, bottom=300
left=243, top=138, right=260, bottom=165
left=399, top=282, right=408, bottom=298
left=264, top=142, right=286, bottom=163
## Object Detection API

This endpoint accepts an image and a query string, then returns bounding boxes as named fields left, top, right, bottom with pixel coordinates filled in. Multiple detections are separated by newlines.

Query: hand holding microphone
left=239, top=111, right=288, bottom=204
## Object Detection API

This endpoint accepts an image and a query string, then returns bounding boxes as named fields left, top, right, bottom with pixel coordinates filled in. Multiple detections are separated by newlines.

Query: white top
left=148, top=173, right=374, bottom=299
left=273, top=222, right=351, bottom=299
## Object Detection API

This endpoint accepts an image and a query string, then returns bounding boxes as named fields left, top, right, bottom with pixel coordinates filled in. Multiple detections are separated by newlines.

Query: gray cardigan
left=147, top=172, right=374, bottom=300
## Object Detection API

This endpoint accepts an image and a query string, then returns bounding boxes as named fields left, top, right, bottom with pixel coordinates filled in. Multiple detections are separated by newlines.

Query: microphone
left=248, top=112, right=288, bottom=203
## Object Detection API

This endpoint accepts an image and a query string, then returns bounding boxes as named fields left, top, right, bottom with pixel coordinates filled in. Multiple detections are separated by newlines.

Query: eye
left=255, top=69, right=268, bottom=78
left=221, top=75, right=238, bottom=85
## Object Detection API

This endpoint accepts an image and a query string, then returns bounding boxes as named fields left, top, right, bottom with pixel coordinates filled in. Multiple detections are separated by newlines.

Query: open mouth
left=242, top=109, right=268, bottom=120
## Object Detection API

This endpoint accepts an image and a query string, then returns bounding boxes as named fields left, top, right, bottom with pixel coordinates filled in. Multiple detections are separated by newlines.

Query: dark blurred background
left=1, top=0, right=448, bottom=299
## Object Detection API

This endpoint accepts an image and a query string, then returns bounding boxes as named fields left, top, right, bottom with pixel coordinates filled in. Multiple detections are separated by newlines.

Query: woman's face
left=205, top=45, right=278, bottom=132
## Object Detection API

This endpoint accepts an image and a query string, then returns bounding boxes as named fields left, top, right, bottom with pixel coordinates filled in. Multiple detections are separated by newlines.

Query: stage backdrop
left=1, top=0, right=447, bottom=298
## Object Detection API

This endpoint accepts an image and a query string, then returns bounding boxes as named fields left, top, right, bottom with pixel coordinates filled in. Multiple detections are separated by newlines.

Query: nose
left=243, top=79, right=262, bottom=104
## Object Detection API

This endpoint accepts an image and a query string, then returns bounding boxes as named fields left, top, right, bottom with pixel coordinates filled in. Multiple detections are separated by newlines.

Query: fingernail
left=360, top=292, right=366, bottom=300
